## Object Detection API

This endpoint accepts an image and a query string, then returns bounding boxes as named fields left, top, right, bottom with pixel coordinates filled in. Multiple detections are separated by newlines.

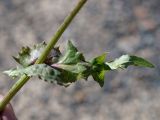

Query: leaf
left=58, top=41, right=85, bottom=64
left=4, top=40, right=155, bottom=88
left=4, top=64, right=73, bottom=86
left=13, top=42, right=46, bottom=67
left=5, top=41, right=89, bottom=87
left=4, top=63, right=91, bottom=87
left=13, top=46, right=31, bottom=67
left=90, top=53, right=110, bottom=87
left=92, top=70, right=105, bottom=87
left=91, top=53, right=107, bottom=65
left=129, top=56, right=155, bottom=68
left=105, top=55, right=154, bottom=70
left=52, top=62, right=92, bottom=80
left=13, top=42, right=61, bottom=67
left=4, top=64, right=60, bottom=80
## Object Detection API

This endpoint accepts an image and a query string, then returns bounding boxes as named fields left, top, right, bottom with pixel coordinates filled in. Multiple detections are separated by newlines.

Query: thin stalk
left=0, top=0, right=87, bottom=111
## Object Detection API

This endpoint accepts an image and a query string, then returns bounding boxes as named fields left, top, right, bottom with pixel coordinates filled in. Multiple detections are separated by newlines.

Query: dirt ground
left=0, top=0, right=159, bottom=120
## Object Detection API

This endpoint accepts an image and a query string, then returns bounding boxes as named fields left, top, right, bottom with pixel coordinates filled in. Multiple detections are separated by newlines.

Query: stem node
left=0, top=0, right=87, bottom=111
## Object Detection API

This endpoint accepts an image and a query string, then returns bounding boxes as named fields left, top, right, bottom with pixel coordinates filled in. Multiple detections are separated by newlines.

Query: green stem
left=36, top=0, right=87, bottom=64
left=0, top=0, right=87, bottom=111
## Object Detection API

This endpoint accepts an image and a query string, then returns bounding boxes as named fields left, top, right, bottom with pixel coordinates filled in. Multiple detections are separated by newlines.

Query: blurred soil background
left=0, top=0, right=160, bottom=120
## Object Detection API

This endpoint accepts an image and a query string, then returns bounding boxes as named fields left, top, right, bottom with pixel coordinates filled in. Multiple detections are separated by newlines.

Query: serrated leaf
left=13, top=42, right=61, bottom=67
left=4, top=40, right=155, bottom=88
left=13, top=42, right=46, bottom=67
left=58, top=41, right=85, bottom=64
left=105, top=55, right=154, bottom=70
left=52, top=62, right=92, bottom=80
left=90, top=53, right=109, bottom=87
left=4, top=64, right=60, bottom=80
left=4, top=63, right=91, bottom=87
left=91, top=53, right=107, bottom=65
left=4, top=64, right=74, bottom=86
left=92, top=70, right=105, bottom=87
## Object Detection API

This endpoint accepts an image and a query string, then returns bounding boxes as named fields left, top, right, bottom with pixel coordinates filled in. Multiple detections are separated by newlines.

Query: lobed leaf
left=91, top=53, right=109, bottom=87
left=13, top=42, right=61, bottom=67
left=4, top=63, right=91, bottom=87
left=58, top=40, right=85, bottom=64
left=4, top=41, right=155, bottom=87
left=13, top=42, right=46, bottom=67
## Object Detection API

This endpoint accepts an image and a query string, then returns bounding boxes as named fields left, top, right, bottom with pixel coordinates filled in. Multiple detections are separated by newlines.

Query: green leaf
left=129, top=56, right=155, bottom=68
left=3, top=63, right=91, bottom=87
left=13, top=42, right=61, bottom=67
left=4, top=40, right=155, bottom=88
left=58, top=41, right=85, bottom=64
left=92, top=70, right=105, bottom=87
left=52, top=62, right=92, bottom=80
left=105, top=55, right=154, bottom=70
left=90, top=53, right=109, bottom=87
left=4, top=64, right=73, bottom=86
left=91, top=53, right=107, bottom=65
left=13, top=42, right=46, bottom=67
left=4, top=64, right=60, bottom=80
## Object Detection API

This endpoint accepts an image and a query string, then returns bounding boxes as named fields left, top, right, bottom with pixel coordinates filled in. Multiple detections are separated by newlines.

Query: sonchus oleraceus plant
left=0, top=0, right=154, bottom=114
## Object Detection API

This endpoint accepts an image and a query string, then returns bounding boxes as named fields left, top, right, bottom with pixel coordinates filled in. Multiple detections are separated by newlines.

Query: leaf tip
left=12, top=56, right=19, bottom=63
left=130, top=56, right=155, bottom=68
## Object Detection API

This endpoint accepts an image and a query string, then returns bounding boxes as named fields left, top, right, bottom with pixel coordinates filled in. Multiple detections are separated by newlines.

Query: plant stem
left=36, top=0, right=87, bottom=64
left=0, top=0, right=87, bottom=111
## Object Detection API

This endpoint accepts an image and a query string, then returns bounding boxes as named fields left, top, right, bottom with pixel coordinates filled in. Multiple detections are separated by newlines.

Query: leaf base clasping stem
left=0, top=0, right=88, bottom=111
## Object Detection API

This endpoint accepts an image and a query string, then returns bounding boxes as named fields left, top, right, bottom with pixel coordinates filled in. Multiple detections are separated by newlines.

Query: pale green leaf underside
left=4, top=63, right=90, bottom=87
left=13, top=42, right=47, bottom=67
left=105, top=55, right=154, bottom=70
left=4, top=41, right=154, bottom=87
